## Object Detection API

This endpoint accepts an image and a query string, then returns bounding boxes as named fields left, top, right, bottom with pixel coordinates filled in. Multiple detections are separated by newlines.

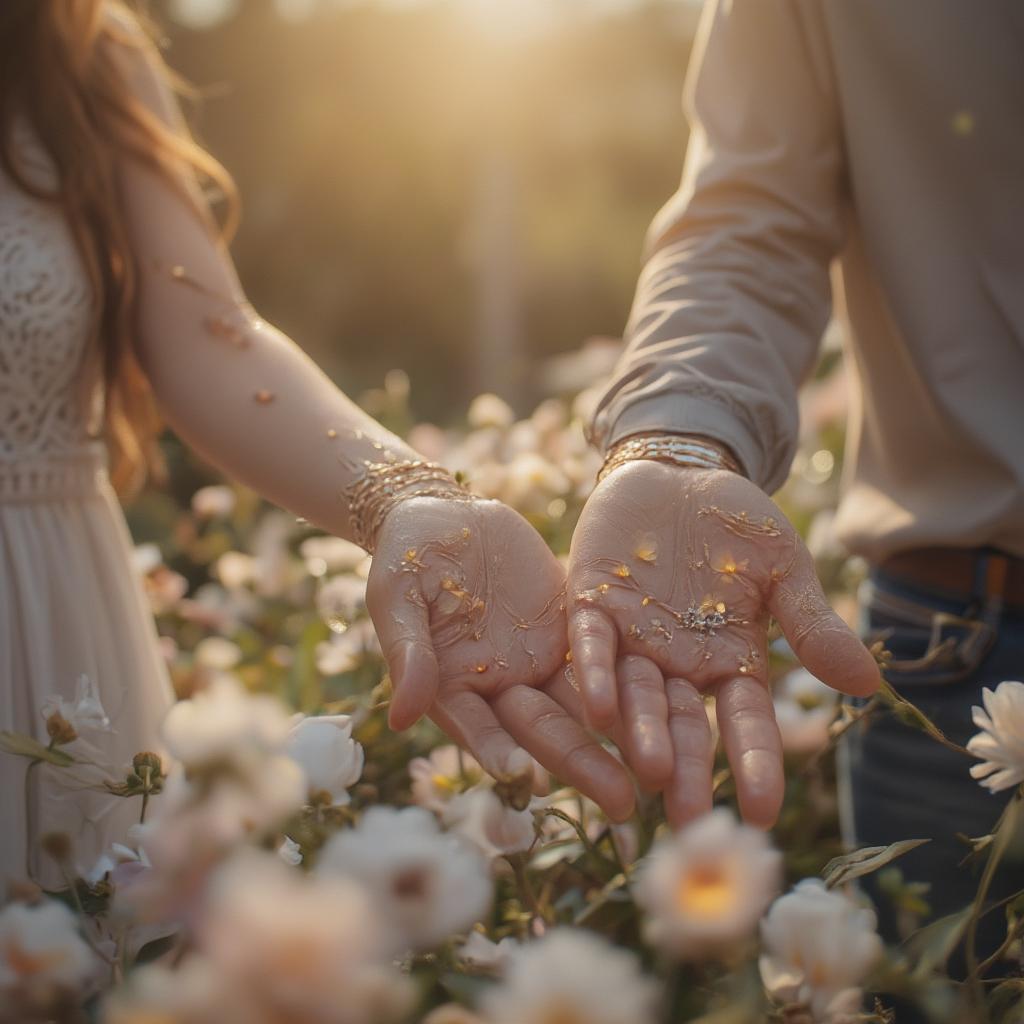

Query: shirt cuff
left=592, top=394, right=777, bottom=492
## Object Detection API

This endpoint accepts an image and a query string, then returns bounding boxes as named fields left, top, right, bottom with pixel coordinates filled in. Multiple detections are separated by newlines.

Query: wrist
left=599, top=433, right=744, bottom=483
left=345, top=459, right=474, bottom=552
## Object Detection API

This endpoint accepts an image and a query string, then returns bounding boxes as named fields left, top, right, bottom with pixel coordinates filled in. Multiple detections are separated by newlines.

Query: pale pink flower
left=442, top=787, right=535, bottom=861
left=409, top=745, right=482, bottom=813
left=481, top=929, right=658, bottom=1024
left=760, top=879, right=882, bottom=1023
left=316, top=807, right=491, bottom=952
left=635, top=809, right=782, bottom=960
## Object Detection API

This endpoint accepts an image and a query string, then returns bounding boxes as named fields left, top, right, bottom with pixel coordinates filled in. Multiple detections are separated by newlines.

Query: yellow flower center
left=431, top=773, right=459, bottom=793
left=675, top=863, right=738, bottom=919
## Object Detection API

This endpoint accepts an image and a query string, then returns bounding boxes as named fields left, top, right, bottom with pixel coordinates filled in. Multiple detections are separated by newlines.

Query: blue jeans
left=840, top=565, right=1024, bottom=975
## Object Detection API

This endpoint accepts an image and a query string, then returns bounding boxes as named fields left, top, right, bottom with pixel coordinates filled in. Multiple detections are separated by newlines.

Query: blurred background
left=131, top=0, right=852, bottom=622
left=150, top=0, right=703, bottom=420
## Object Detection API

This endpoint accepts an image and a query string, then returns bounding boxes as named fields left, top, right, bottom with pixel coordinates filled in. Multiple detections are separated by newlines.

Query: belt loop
left=974, top=548, right=1008, bottom=623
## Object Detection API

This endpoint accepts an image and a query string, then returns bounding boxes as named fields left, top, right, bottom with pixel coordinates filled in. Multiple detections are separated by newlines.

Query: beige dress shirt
left=591, top=0, right=1024, bottom=563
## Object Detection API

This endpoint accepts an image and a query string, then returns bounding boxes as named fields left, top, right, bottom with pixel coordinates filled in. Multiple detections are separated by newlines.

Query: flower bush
left=3, top=359, right=1024, bottom=1023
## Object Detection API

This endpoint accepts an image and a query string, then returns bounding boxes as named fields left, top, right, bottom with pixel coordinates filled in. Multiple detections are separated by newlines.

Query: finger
left=493, top=684, right=636, bottom=823
left=769, top=552, right=880, bottom=698
left=617, top=656, right=673, bottom=790
left=663, top=679, right=715, bottom=829
left=543, top=670, right=628, bottom=753
left=430, top=689, right=535, bottom=783
left=370, top=583, right=440, bottom=731
left=716, top=675, right=784, bottom=830
left=568, top=606, right=619, bottom=731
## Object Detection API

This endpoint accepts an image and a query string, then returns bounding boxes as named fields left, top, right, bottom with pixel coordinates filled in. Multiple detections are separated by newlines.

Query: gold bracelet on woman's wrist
left=598, top=433, right=743, bottom=483
left=345, top=459, right=475, bottom=552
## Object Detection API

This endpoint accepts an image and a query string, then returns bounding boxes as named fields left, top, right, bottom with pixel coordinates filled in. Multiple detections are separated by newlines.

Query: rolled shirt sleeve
left=590, top=0, right=847, bottom=494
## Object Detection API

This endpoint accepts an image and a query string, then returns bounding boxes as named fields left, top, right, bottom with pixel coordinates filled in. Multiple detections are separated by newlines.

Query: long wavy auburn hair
left=0, top=0, right=238, bottom=492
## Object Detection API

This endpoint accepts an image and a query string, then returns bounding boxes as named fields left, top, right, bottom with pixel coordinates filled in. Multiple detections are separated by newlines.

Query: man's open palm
left=566, top=460, right=880, bottom=828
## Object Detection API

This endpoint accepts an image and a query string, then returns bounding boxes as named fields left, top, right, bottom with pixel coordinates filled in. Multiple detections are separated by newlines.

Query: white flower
left=277, top=837, right=303, bottom=867
left=286, top=714, right=364, bottom=806
left=774, top=697, right=836, bottom=755
left=500, top=453, right=569, bottom=513
left=635, top=808, right=782, bottom=960
left=109, top=865, right=412, bottom=1024
left=41, top=674, right=110, bottom=736
left=481, top=929, right=659, bottom=1024
left=191, top=484, right=236, bottom=519
left=104, top=958, right=231, bottom=1024
left=178, top=582, right=259, bottom=633
left=85, top=842, right=150, bottom=887
left=215, top=551, right=256, bottom=590
left=251, top=511, right=303, bottom=598
left=316, top=806, right=491, bottom=952
left=468, top=393, right=514, bottom=429
left=410, top=745, right=482, bottom=813
left=760, top=879, right=882, bottom=1022
left=194, top=851, right=413, bottom=1024
left=300, top=536, right=367, bottom=575
left=133, top=542, right=163, bottom=576
left=194, top=637, right=243, bottom=671
left=122, top=680, right=307, bottom=924
left=458, top=930, right=519, bottom=973
left=161, top=676, right=293, bottom=778
left=315, top=574, right=367, bottom=632
left=315, top=619, right=381, bottom=676
left=119, top=760, right=305, bottom=927
left=442, top=787, right=535, bottom=861
left=968, top=681, right=1024, bottom=792
left=0, top=900, right=98, bottom=1003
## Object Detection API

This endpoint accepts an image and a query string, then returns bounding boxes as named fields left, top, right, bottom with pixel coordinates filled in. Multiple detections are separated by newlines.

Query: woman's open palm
left=368, top=497, right=635, bottom=821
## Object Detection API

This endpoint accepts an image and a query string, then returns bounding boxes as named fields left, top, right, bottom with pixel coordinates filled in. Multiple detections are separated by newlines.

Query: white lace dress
left=0, top=125, right=173, bottom=888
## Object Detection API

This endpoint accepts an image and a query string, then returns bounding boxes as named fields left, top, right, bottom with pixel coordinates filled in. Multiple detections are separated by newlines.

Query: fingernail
left=506, top=747, right=533, bottom=777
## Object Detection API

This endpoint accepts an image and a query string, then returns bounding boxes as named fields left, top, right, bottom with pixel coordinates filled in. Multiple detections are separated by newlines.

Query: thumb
left=370, top=582, right=440, bottom=731
left=768, top=546, right=880, bottom=698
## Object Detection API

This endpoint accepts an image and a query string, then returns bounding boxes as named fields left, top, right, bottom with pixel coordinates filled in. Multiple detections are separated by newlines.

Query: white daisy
left=967, top=681, right=1024, bottom=792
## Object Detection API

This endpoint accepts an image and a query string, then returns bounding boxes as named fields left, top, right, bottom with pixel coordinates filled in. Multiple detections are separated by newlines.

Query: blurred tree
left=151, top=0, right=700, bottom=420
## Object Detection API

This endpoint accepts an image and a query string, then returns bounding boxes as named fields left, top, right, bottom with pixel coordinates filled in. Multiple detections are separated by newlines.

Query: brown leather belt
left=879, top=547, right=1024, bottom=614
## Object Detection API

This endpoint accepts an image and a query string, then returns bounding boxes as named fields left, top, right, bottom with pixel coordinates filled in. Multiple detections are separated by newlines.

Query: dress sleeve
left=589, top=0, right=846, bottom=493
left=108, top=29, right=415, bottom=541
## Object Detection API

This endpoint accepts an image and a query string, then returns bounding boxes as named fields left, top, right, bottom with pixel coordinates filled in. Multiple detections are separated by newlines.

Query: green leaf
left=0, top=731, right=75, bottom=767
left=823, top=839, right=931, bottom=889
left=905, top=906, right=972, bottom=978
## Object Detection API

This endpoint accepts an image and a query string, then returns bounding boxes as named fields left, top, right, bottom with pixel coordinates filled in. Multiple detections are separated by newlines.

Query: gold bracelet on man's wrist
left=598, top=433, right=743, bottom=483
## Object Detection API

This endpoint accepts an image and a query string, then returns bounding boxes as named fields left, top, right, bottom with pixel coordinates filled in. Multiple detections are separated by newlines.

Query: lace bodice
left=0, top=122, right=100, bottom=465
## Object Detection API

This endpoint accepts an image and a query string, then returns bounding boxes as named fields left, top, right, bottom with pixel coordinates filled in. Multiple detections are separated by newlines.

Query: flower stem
left=965, top=790, right=1022, bottom=1018
left=139, top=765, right=152, bottom=824
left=23, top=758, right=40, bottom=881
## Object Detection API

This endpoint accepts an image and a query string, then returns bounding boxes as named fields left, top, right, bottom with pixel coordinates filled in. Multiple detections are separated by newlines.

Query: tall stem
left=965, top=790, right=1022, bottom=1019
left=24, top=759, right=40, bottom=881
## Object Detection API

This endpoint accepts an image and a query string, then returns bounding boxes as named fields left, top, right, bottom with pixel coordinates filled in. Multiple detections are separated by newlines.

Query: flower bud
left=45, top=712, right=78, bottom=746
left=132, top=752, right=165, bottom=785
